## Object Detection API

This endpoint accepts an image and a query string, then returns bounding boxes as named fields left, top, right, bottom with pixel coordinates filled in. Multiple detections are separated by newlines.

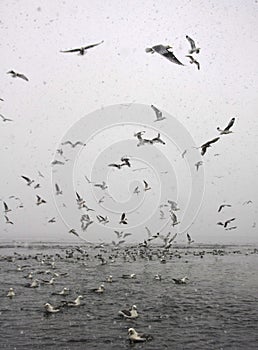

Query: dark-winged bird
left=60, top=40, right=104, bottom=55
left=145, top=44, right=184, bottom=65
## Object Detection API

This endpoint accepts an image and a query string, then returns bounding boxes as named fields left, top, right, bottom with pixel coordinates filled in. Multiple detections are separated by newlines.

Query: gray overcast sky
left=0, top=0, right=257, bottom=244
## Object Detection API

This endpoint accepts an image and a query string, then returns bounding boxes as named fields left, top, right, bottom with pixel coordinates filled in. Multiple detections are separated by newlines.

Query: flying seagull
left=60, top=40, right=104, bottom=55
left=36, top=195, right=46, bottom=206
left=48, top=217, right=56, bottom=223
left=69, top=229, right=79, bottom=237
left=121, top=156, right=131, bottom=167
left=0, top=114, right=13, bottom=122
left=119, top=213, right=128, bottom=225
left=145, top=44, right=184, bottom=65
left=143, top=180, right=151, bottom=191
left=5, top=215, right=14, bottom=225
left=55, top=183, right=62, bottom=195
left=3, top=201, right=11, bottom=214
left=151, top=105, right=166, bottom=121
left=21, top=175, right=34, bottom=186
left=51, top=160, right=65, bottom=166
left=218, top=204, right=232, bottom=212
left=152, top=133, right=166, bottom=145
left=217, top=218, right=236, bottom=228
left=195, top=160, right=203, bottom=171
left=181, top=150, right=187, bottom=158
left=200, top=137, right=220, bottom=156
left=133, top=186, right=140, bottom=195
left=186, top=55, right=200, bottom=70
left=186, top=35, right=200, bottom=54
left=61, top=141, right=85, bottom=148
left=187, top=233, right=194, bottom=244
left=217, top=118, right=235, bottom=135
left=94, top=181, right=108, bottom=190
left=7, top=70, right=29, bottom=81
left=171, top=211, right=180, bottom=226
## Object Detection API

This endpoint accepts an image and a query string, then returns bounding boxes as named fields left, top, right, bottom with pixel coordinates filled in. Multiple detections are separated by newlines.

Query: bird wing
left=21, top=175, right=31, bottom=183
left=3, top=202, right=9, bottom=211
left=55, top=183, right=60, bottom=192
left=187, top=233, right=191, bottom=242
left=123, top=233, right=132, bottom=238
left=143, top=180, right=148, bottom=188
left=224, top=117, right=235, bottom=131
left=218, top=205, right=223, bottom=212
left=73, top=141, right=84, bottom=147
left=120, top=309, right=131, bottom=316
left=152, top=45, right=184, bottom=65
left=76, top=192, right=82, bottom=201
left=83, top=40, right=104, bottom=50
left=186, top=35, right=196, bottom=50
left=121, top=213, right=126, bottom=221
left=151, top=104, right=162, bottom=117
left=17, top=73, right=29, bottom=81
left=62, top=141, right=73, bottom=145
left=145, top=226, right=151, bottom=237
left=60, top=48, right=80, bottom=53
left=108, top=163, right=120, bottom=168
left=202, top=137, right=220, bottom=148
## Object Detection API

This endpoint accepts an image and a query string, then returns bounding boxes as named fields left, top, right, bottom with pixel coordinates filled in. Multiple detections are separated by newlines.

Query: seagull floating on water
left=145, top=44, right=184, bottom=65
left=62, top=295, right=83, bottom=307
left=173, top=276, right=189, bottom=284
left=60, top=40, right=104, bottom=55
left=119, top=305, right=138, bottom=319
left=7, top=288, right=15, bottom=298
left=44, top=303, right=60, bottom=313
left=128, top=328, right=153, bottom=343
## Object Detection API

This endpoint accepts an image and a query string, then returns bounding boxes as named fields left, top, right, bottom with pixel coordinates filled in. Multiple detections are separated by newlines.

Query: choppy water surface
left=0, top=243, right=257, bottom=349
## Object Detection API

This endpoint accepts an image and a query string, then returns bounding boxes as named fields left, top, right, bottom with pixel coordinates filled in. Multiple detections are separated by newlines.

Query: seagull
left=243, top=200, right=253, bottom=205
left=145, top=44, right=184, bottom=65
left=3, top=201, right=11, bottom=214
left=187, top=233, right=194, bottom=244
left=168, top=200, right=180, bottom=211
left=225, top=226, right=237, bottom=231
left=122, top=273, right=136, bottom=279
left=62, top=295, right=83, bottom=307
left=119, top=305, right=138, bottom=319
left=34, top=183, right=40, bottom=189
left=52, top=287, right=70, bottom=296
left=69, top=229, right=79, bottom=237
left=94, top=181, right=108, bottom=190
left=92, top=284, right=105, bottom=293
left=181, top=150, right=187, bottom=158
left=170, top=211, right=180, bottom=226
left=173, top=276, right=189, bottom=284
left=186, top=55, right=200, bottom=70
left=97, top=215, right=109, bottom=225
left=60, top=40, right=104, bottom=55
left=128, top=328, right=153, bottom=343
left=217, top=118, right=235, bottom=135
left=81, top=219, right=94, bottom=231
left=38, top=171, right=44, bottom=178
left=108, top=163, right=123, bottom=169
left=119, top=213, right=128, bottom=225
left=143, top=180, right=151, bottom=191
left=36, top=195, right=46, bottom=205
left=152, top=133, right=166, bottom=145
left=0, top=114, right=13, bottom=122
left=61, top=140, right=85, bottom=147
left=195, top=160, right=203, bottom=171
left=5, top=215, right=14, bottom=224
left=7, top=288, right=15, bottom=298
left=51, top=160, right=65, bottom=166
left=7, top=70, right=29, bottom=81
left=48, top=217, right=56, bottom=223
left=218, top=204, right=232, bottom=212
left=55, top=183, right=62, bottom=195
left=200, top=137, right=220, bottom=156
left=112, top=240, right=126, bottom=247
left=76, top=192, right=85, bottom=209
left=186, top=35, right=200, bottom=54
left=151, top=105, right=166, bottom=121
left=217, top=218, right=236, bottom=228
left=44, top=303, right=60, bottom=314
left=21, top=175, right=34, bottom=186
left=121, top=156, right=131, bottom=167
left=133, top=186, right=140, bottom=195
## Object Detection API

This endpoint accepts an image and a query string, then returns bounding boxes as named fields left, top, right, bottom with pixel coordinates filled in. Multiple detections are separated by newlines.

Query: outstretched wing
left=152, top=45, right=184, bottom=65
left=202, top=137, right=220, bottom=148
left=186, top=35, right=196, bottom=50
left=224, top=118, right=235, bottom=131
left=21, top=175, right=31, bottom=183
left=83, top=40, right=104, bottom=50
left=60, top=48, right=80, bottom=53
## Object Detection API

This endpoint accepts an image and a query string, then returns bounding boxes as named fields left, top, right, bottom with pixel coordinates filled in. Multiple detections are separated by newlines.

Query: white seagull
left=217, top=117, right=235, bottom=135
left=119, top=305, right=138, bottom=319
left=186, top=35, right=200, bottom=54
left=151, top=105, right=166, bottom=121
left=128, top=328, right=153, bottom=343
left=145, top=44, right=184, bottom=65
